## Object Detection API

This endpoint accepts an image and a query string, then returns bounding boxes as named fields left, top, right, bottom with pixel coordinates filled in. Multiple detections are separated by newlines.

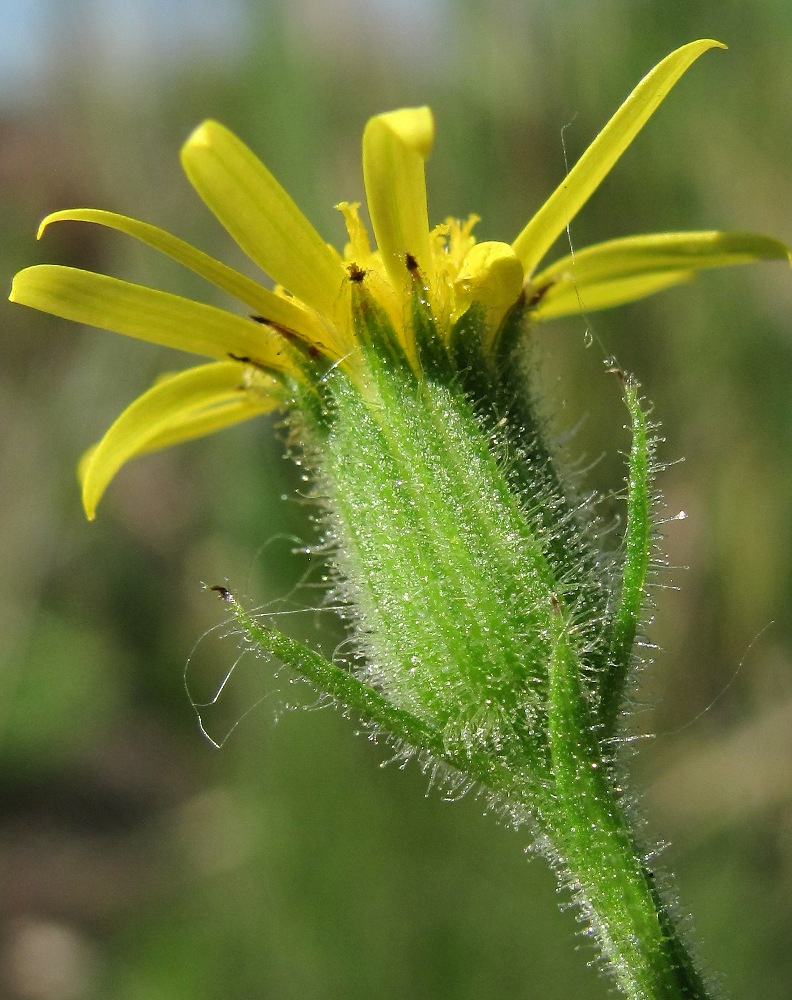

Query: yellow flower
left=10, top=39, right=788, bottom=519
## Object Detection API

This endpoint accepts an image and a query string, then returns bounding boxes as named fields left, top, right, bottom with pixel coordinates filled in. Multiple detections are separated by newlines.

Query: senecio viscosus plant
left=12, top=39, right=791, bottom=1000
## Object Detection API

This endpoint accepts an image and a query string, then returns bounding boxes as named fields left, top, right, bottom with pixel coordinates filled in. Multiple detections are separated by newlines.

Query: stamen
left=336, top=201, right=372, bottom=260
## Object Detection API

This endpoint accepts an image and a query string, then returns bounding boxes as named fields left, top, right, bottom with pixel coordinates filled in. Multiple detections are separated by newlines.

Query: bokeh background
left=2, top=2, right=791, bottom=997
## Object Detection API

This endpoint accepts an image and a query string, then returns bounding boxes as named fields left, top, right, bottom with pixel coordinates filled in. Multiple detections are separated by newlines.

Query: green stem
left=545, top=615, right=711, bottom=999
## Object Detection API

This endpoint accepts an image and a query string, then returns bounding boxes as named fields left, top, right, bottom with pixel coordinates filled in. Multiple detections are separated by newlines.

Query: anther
left=347, top=262, right=367, bottom=283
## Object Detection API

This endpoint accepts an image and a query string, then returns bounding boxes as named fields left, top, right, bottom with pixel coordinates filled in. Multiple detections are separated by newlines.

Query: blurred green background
left=2, top=2, right=791, bottom=997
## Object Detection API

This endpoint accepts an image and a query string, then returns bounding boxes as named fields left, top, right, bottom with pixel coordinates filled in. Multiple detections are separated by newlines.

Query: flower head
left=10, top=38, right=788, bottom=519
left=10, top=41, right=791, bottom=995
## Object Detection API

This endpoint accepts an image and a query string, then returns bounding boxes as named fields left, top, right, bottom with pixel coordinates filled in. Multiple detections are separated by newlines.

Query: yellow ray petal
left=530, top=229, right=790, bottom=319
left=181, top=121, right=346, bottom=316
left=533, top=230, right=791, bottom=290
left=362, top=107, right=435, bottom=294
left=130, top=379, right=283, bottom=455
left=81, top=361, right=283, bottom=519
left=10, top=265, right=297, bottom=372
left=532, top=269, right=695, bottom=321
left=38, top=209, right=329, bottom=349
left=512, top=39, right=726, bottom=277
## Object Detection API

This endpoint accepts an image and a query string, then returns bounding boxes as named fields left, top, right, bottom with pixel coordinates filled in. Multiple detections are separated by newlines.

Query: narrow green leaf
left=226, top=594, right=446, bottom=756
left=598, top=378, right=653, bottom=738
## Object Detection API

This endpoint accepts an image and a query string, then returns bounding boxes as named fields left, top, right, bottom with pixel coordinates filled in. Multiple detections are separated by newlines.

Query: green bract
left=10, top=38, right=790, bottom=1000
